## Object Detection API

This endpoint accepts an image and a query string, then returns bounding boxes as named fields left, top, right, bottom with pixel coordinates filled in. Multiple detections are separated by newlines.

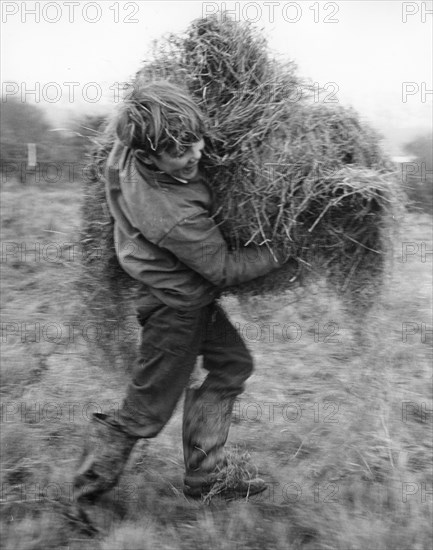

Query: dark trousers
left=117, top=294, right=253, bottom=438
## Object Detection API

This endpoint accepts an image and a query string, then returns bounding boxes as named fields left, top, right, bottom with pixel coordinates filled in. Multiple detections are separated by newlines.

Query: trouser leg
left=117, top=301, right=208, bottom=437
left=73, top=297, right=261, bottom=503
left=73, top=297, right=206, bottom=503
left=182, top=303, right=265, bottom=496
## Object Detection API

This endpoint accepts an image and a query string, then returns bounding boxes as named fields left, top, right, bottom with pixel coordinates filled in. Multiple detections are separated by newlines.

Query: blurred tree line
left=0, top=98, right=107, bottom=186
left=403, top=133, right=433, bottom=214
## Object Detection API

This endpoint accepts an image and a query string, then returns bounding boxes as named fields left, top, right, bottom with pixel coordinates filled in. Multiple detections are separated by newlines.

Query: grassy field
left=1, top=181, right=432, bottom=550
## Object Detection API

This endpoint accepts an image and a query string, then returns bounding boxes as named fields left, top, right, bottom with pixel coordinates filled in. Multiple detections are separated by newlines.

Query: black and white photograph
left=1, top=1, right=432, bottom=548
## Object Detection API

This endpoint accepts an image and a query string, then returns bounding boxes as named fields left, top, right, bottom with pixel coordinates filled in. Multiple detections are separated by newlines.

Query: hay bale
left=77, top=125, right=141, bottom=368
left=133, top=16, right=401, bottom=303
left=78, top=14, right=403, bottom=361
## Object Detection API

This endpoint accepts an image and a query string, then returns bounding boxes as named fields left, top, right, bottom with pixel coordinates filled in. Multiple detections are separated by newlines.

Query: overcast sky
left=1, top=0, right=432, bottom=154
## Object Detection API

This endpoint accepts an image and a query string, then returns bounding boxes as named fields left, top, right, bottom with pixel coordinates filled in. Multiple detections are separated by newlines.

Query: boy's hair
left=115, top=81, right=205, bottom=157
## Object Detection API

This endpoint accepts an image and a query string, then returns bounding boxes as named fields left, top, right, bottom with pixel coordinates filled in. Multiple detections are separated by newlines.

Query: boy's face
left=149, top=139, right=205, bottom=181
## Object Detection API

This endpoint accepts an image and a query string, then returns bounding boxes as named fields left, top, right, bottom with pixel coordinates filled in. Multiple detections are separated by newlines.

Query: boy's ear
left=141, top=156, right=154, bottom=165
left=136, top=151, right=155, bottom=166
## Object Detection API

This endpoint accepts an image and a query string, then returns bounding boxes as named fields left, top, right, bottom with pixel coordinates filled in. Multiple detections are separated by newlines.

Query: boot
left=73, top=413, right=138, bottom=504
left=182, top=388, right=266, bottom=499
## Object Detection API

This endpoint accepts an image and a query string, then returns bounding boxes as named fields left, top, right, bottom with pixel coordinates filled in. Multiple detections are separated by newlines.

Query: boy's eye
left=173, top=148, right=188, bottom=158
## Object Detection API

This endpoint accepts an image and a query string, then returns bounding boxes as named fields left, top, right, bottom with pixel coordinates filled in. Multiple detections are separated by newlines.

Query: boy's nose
left=190, top=143, right=203, bottom=161
left=192, top=148, right=202, bottom=161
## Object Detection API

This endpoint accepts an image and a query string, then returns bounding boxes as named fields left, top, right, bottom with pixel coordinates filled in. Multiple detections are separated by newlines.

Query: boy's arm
left=158, top=210, right=283, bottom=288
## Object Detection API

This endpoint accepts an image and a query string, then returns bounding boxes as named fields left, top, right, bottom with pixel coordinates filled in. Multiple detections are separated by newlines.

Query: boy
left=73, top=81, right=285, bottom=507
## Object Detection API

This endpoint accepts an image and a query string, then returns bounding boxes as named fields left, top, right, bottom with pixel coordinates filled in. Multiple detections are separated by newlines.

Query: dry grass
left=200, top=448, right=260, bottom=505
left=79, top=15, right=405, bottom=360
left=138, top=16, right=401, bottom=300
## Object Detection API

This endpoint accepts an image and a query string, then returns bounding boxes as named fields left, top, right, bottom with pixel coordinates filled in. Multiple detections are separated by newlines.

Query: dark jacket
left=105, top=140, right=282, bottom=310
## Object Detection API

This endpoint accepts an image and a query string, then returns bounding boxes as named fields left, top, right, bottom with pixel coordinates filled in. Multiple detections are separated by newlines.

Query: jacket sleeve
left=158, top=210, right=282, bottom=288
